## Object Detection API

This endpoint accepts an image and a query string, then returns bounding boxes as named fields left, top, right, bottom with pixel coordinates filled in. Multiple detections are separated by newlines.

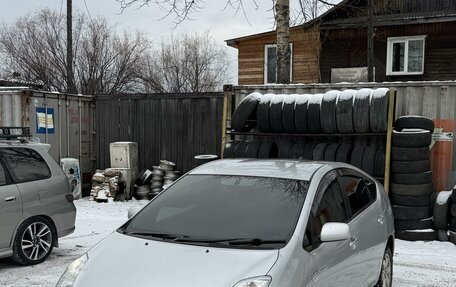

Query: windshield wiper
left=226, top=238, right=287, bottom=246
left=123, top=231, right=185, bottom=240
left=175, top=237, right=286, bottom=246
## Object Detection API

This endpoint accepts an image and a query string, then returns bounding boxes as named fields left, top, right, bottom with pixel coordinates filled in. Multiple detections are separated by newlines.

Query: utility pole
left=66, top=0, right=76, bottom=93
left=367, top=0, right=374, bottom=82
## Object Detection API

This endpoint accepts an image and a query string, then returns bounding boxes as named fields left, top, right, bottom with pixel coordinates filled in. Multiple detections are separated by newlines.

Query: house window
left=386, top=36, right=426, bottom=75
left=264, top=44, right=293, bottom=84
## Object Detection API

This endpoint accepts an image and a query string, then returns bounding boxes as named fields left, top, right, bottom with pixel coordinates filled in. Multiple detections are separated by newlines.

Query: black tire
left=294, top=94, right=310, bottom=133
left=433, top=201, right=449, bottom=229
left=324, top=143, right=340, bottom=161
left=258, top=142, right=278, bottom=158
left=335, top=144, right=353, bottom=163
left=451, top=204, right=456, bottom=217
left=451, top=189, right=456, bottom=203
left=391, top=147, right=430, bottom=161
left=390, top=182, right=434, bottom=197
left=231, top=92, right=261, bottom=132
left=361, top=146, right=377, bottom=175
left=374, top=147, right=386, bottom=177
left=282, top=94, right=297, bottom=133
left=450, top=217, right=456, bottom=231
left=437, top=230, right=449, bottom=241
left=391, top=160, right=430, bottom=174
left=336, top=89, right=356, bottom=133
left=257, top=94, right=273, bottom=132
left=277, top=142, right=293, bottom=159
left=223, top=141, right=240, bottom=158
left=392, top=130, right=432, bottom=148
left=395, top=116, right=435, bottom=132
left=289, top=143, right=305, bottom=159
left=320, top=90, right=339, bottom=134
left=350, top=146, right=365, bottom=169
left=353, top=88, right=372, bottom=133
left=12, top=216, right=55, bottom=265
left=193, top=155, right=219, bottom=166
left=376, top=247, right=393, bottom=287
left=369, top=88, right=390, bottom=132
left=269, top=95, right=285, bottom=133
left=313, top=143, right=328, bottom=161
left=234, top=141, right=249, bottom=158
left=395, top=230, right=437, bottom=241
left=307, top=94, right=323, bottom=134
left=302, top=142, right=318, bottom=160
left=450, top=230, right=456, bottom=244
left=394, top=217, right=433, bottom=230
left=390, top=194, right=431, bottom=207
left=392, top=171, right=433, bottom=185
left=245, top=141, right=261, bottom=158
left=392, top=205, right=432, bottom=220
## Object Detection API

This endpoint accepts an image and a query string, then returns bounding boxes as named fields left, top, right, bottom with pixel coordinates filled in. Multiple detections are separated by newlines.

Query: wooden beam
left=384, top=89, right=396, bottom=194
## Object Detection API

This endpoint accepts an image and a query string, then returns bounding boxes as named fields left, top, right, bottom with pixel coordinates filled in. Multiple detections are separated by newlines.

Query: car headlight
left=233, top=276, right=271, bottom=287
left=55, top=253, right=88, bottom=287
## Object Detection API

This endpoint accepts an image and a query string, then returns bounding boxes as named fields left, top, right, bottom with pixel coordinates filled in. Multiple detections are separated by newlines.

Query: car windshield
left=121, top=175, right=309, bottom=248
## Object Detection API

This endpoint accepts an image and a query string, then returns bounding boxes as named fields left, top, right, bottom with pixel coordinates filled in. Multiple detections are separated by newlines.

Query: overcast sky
left=0, top=0, right=288, bottom=84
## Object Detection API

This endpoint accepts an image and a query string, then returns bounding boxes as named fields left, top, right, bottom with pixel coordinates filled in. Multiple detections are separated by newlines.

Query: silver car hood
left=75, top=232, right=279, bottom=287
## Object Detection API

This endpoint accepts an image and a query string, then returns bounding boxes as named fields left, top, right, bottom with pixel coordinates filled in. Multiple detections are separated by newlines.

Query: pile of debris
left=90, top=160, right=181, bottom=202
left=90, top=168, right=126, bottom=202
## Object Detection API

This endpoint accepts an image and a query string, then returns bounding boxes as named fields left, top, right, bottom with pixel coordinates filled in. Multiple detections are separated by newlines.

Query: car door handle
left=5, top=196, right=16, bottom=202
left=378, top=215, right=385, bottom=225
left=349, top=237, right=358, bottom=249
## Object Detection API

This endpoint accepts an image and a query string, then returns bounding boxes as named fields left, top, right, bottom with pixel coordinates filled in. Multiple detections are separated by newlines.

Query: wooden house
left=225, top=26, right=320, bottom=85
left=227, top=0, right=456, bottom=84
left=319, top=0, right=456, bottom=83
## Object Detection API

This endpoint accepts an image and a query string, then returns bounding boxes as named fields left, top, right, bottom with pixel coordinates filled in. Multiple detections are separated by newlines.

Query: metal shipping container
left=0, top=88, right=95, bottom=185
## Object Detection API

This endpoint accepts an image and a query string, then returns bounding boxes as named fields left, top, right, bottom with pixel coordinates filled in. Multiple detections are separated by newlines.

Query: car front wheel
left=376, top=246, right=393, bottom=287
left=11, top=216, right=55, bottom=265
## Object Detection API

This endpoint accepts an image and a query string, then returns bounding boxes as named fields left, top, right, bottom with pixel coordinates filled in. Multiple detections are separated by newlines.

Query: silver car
left=0, top=142, right=76, bottom=265
left=57, top=159, right=394, bottom=287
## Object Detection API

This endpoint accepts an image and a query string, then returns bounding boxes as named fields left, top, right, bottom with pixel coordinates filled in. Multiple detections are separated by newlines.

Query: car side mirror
left=127, top=206, right=142, bottom=219
left=320, top=222, right=351, bottom=242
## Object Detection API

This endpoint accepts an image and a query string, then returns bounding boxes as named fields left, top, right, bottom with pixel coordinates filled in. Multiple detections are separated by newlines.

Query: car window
left=339, top=175, right=373, bottom=218
left=0, top=148, right=51, bottom=183
left=122, top=175, right=309, bottom=248
left=0, top=162, right=7, bottom=186
left=305, top=176, right=348, bottom=250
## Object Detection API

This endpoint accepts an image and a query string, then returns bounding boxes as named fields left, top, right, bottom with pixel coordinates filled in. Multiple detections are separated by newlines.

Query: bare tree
left=0, top=9, right=149, bottom=94
left=140, top=32, right=229, bottom=93
left=117, top=0, right=337, bottom=85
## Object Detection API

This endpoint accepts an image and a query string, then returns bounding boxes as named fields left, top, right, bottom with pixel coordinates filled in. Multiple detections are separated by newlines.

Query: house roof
left=225, top=25, right=307, bottom=48
left=225, top=0, right=456, bottom=46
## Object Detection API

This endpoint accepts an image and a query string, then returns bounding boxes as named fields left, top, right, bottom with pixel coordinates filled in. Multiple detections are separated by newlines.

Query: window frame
left=0, top=157, right=13, bottom=187
left=386, top=35, right=426, bottom=76
left=338, top=168, right=377, bottom=221
left=264, top=43, right=293, bottom=84
left=0, top=147, right=52, bottom=184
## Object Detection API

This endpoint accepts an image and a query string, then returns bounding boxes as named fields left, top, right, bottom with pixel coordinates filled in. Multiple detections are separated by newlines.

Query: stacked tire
left=231, top=89, right=390, bottom=135
left=433, top=190, right=453, bottom=242
left=450, top=189, right=456, bottom=244
left=390, top=116, right=436, bottom=241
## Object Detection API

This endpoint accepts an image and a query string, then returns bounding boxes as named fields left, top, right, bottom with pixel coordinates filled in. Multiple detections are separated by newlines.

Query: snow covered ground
left=1, top=198, right=455, bottom=287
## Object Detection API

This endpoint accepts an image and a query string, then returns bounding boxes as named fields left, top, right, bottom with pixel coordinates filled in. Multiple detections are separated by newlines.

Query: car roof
left=0, top=141, right=51, bottom=152
left=189, top=159, right=333, bottom=181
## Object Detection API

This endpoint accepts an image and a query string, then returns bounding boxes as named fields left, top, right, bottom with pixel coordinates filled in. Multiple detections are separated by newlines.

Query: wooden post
left=367, top=0, right=374, bottom=82
left=221, top=85, right=233, bottom=158
left=384, top=89, right=396, bottom=193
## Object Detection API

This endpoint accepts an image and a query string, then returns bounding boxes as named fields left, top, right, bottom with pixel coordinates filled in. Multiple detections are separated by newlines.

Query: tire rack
left=221, top=86, right=397, bottom=194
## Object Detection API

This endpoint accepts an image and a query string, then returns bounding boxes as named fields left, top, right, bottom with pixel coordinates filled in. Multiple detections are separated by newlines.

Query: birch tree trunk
left=276, top=0, right=291, bottom=84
